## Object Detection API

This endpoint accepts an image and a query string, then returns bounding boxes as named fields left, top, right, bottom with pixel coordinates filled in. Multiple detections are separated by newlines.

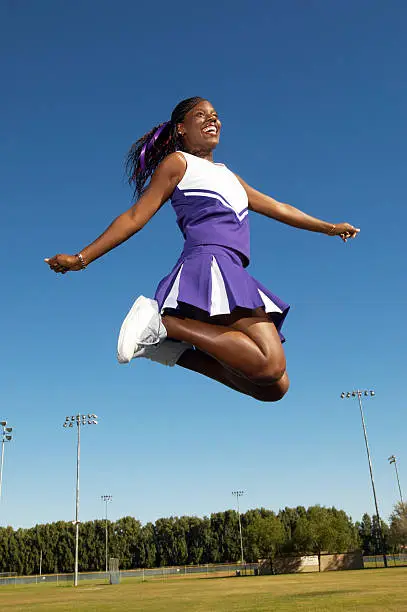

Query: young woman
left=45, top=97, right=359, bottom=402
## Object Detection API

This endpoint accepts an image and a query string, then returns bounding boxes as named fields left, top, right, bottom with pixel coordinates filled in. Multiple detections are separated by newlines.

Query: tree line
left=0, top=503, right=406, bottom=576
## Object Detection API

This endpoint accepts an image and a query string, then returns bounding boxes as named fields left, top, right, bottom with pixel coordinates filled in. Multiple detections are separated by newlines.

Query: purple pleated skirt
left=154, top=245, right=290, bottom=341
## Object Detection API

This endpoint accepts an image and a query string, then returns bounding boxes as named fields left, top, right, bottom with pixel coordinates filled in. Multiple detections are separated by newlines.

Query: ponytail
left=125, top=96, right=205, bottom=198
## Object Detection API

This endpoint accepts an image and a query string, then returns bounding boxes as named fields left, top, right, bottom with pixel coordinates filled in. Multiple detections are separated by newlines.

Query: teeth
left=203, top=126, right=217, bottom=134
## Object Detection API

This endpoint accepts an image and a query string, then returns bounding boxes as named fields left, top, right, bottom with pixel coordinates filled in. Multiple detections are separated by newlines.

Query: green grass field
left=1, top=568, right=407, bottom=611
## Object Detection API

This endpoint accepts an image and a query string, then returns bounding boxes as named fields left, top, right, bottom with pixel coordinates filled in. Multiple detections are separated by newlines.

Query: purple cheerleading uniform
left=154, top=152, right=290, bottom=340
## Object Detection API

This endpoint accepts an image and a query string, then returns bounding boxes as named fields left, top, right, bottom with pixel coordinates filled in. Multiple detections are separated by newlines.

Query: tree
left=371, top=515, right=390, bottom=555
left=79, top=520, right=106, bottom=571
left=291, top=506, right=359, bottom=555
left=112, top=516, right=142, bottom=569
left=171, top=517, right=189, bottom=566
left=357, top=513, right=373, bottom=555
left=245, top=513, right=285, bottom=562
left=7, top=529, right=24, bottom=575
left=185, top=516, right=211, bottom=565
left=210, top=510, right=241, bottom=563
left=0, top=504, right=362, bottom=574
left=389, top=502, right=407, bottom=552
left=132, top=522, right=156, bottom=568
left=277, top=506, right=306, bottom=552
left=54, top=521, right=75, bottom=573
left=154, top=517, right=188, bottom=567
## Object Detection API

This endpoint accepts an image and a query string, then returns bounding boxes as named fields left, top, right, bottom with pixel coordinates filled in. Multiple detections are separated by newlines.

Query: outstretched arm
left=45, top=153, right=186, bottom=273
left=236, top=176, right=360, bottom=241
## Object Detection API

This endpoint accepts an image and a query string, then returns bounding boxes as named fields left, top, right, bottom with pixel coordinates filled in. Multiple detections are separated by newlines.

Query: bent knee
left=251, top=373, right=290, bottom=403
left=236, top=348, right=286, bottom=387
left=247, top=360, right=286, bottom=387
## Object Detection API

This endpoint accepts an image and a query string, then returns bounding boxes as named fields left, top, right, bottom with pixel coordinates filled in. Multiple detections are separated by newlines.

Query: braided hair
left=126, top=97, right=205, bottom=198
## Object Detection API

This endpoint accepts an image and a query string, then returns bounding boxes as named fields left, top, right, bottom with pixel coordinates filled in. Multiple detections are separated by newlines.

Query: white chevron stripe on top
left=183, top=190, right=249, bottom=221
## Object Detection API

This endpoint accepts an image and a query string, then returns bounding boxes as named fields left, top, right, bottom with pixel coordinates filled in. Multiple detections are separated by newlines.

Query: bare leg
left=177, top=348, right=289, bottom=402
left=162, top=307, right=286, bottom=386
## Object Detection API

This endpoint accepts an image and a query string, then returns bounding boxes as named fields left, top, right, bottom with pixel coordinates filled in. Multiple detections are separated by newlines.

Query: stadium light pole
left=340, top=390, right=387, bottom=568
left=101, top=494, right=113, bottom=572
left=388, top=455, right=403, bottom=504
left=232, top=490, right=245, bottom=565
left=63, top=413, right=98, bottom=586
left=0, top=421, right=13, bottom=502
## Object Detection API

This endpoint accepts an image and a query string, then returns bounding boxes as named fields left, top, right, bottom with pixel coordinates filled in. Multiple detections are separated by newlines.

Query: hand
left=44, top=254, right=83, bottom=274
left=330, top=223, right=360, bottom=243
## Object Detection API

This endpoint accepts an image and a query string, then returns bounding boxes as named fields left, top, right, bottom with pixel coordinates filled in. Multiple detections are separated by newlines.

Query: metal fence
left=1, top=556, right=406, bottom=587
left=363, top=554, right=407, bottom=568
left=0, top=562, right=258, bottom=587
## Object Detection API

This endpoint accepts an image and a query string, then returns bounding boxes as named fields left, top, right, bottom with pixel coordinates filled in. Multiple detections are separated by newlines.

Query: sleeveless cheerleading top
left=170, top=151, right=250, bottom=266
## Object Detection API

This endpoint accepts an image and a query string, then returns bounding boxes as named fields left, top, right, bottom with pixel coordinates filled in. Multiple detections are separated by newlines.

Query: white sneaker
left=134, top=339, right=193, bottom=367
left=117, top=296, right=167, bottom=364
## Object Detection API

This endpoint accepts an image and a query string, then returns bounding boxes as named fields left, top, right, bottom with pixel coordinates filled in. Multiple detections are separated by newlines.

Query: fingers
left=339, top=231, right=351, bottom=242
left=45, top=255, right=68, bottom=274
left=339, top=226, right=360, bottom=243
left=51, top=264, right=68, bottom=274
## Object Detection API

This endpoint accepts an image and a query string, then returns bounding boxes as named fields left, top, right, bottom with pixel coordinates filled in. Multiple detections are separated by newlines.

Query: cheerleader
left=46, top=97, right=359, bottom=401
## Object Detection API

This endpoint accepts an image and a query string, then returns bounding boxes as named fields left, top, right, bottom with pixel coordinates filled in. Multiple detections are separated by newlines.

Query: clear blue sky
left=1, top=0, right=406, bottom=530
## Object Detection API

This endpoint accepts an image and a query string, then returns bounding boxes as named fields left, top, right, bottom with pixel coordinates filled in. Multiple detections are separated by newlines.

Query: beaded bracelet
left=76, top=252, right=87, bottom=269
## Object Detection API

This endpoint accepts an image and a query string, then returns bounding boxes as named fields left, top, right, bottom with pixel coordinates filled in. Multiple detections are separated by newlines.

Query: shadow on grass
left=198, top=574, right=259, bottom=581
left=280, top=590, right=356, bottom=600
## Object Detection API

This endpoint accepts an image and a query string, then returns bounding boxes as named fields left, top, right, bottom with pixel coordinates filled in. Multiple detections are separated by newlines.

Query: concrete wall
left=259, top=557, right=318, bottom=575
left=274, top=555, right=319, bottom=574
left=320, top=551, right=364, bottom=571
left=259, top=551, right=364, bottom=575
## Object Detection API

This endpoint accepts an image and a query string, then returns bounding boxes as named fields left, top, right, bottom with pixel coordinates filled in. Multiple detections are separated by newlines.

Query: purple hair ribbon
left=139, top=121, right=171, bottom=172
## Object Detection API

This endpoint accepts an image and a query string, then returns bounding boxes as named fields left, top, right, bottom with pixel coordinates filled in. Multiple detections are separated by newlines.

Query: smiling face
left=177, top=100, right=221, bottom=156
